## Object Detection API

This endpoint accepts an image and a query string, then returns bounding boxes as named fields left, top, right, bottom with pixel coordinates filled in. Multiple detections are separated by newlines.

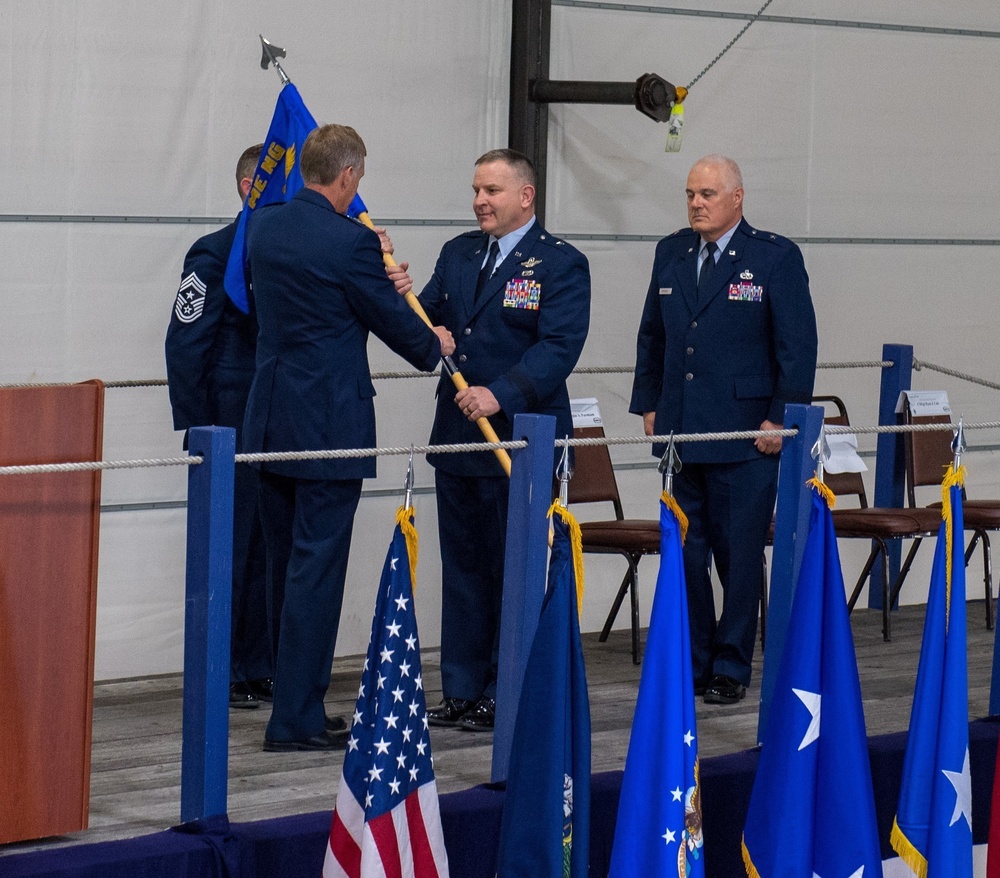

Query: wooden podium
left=0, top=381, right=104, bottom=843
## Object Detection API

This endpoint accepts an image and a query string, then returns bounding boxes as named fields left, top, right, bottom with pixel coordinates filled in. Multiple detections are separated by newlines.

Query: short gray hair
left=693, top=154, right=743, bottom=191
left=300, top=124, right=366, bottom=186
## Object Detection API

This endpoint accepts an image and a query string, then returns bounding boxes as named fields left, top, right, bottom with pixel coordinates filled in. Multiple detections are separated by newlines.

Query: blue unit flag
left=742, top=483, right=882, bottom=878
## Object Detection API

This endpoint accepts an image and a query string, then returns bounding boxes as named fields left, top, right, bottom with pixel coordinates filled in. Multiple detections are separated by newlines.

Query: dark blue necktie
left=697, top=240, right=717, bottom=301
left=475, top=240, right=501, bottom=302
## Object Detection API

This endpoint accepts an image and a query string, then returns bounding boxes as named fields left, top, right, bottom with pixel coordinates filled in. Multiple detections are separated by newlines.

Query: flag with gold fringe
left=324, top=507, right=449, bottom=878
left=891, top=464, right=972, bottom=876
left=495, top=502, right=591, bottom=878
left=741, top=480, right=881, bottom=877
left=608, top=491, right=705, bottom=877
left=223, top=83, right=367, bottom=313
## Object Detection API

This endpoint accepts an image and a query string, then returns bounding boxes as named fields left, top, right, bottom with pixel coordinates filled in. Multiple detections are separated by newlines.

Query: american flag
left=324, top=508, right=450, bottom=878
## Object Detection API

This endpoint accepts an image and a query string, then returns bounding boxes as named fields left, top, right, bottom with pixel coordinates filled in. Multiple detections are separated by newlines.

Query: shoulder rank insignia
left=740, top=270, right=754, bottom=280
left=521, top=257, right=542, bottom=268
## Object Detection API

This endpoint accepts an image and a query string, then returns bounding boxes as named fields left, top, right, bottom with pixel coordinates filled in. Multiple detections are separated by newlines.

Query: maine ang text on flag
left=324, top=507, right=449, bottom=878
left=742, top=484, right=881, bottom=877
left=608, top=493, right=704, bottom=877
left=891, top=466, right=972, bottom=877
left=495, top=503, right=591, bottom=878
left=223, top=83, right=317, bottom=313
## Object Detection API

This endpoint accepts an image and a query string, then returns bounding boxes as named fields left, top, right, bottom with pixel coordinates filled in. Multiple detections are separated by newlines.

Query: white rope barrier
left=3, top=420, right=997, bottom=477
left=0, top=358, right=907, bottom=389
left=913, top=358, right=1000, bottom=392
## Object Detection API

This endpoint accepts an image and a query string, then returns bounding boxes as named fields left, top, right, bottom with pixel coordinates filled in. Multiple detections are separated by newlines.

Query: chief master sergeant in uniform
left=165, top=143, right=274, bottom=710
left=419, top=148, right=591, bottom=731
left=243, top=123, right=455, bottom=751
left=630, top=154, right=817, bottom=705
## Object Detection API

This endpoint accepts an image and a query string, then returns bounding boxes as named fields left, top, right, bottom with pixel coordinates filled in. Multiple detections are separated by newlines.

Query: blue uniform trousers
left=435, top=469, right=509, bottom=702
left=258, top=471, right=362, bottom=742
left=674, top=456, right=778, bottom=687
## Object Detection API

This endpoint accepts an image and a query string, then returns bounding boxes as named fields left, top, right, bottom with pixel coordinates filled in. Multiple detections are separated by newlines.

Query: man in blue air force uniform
left=630, top=154, right=817, bottom=704
left=420, top=148, right=591, bottom=731
left=243, top=124, right=455, bottom=751
left=164, top=143, right=274, bottom=710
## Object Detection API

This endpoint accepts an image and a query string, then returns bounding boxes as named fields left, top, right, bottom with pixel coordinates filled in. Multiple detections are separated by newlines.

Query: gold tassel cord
left=660, top=490, right=689, bottom=544
left=806, top=476, right=836, bottom=509
left=548, top=500, right=585, bottom=619
left=395, top=505, right=419, bottom=594
left=940, top=463, right=966, bottom=624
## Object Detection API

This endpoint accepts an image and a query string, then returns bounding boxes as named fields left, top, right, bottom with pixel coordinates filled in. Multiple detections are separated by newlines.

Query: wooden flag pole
left=354, top=210, right=512, bottom=477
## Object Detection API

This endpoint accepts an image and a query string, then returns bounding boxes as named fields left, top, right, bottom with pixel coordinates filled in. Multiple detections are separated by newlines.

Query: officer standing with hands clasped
left=630, top=154, right=817, bottom=705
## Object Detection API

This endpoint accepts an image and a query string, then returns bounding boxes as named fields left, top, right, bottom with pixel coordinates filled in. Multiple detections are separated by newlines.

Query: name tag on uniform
left=504, top=278, right=541, bottom=310
left=659, top=287, right=672, bottom=296
left=728, top=282, right=764, bottom=303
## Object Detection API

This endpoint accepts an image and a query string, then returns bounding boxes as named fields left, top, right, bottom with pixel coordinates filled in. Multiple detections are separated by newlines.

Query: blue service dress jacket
left=164, top=219, right=258, bottom=435
left=629, top=217, right=817, bottom=463
left=420, top=222, right=591, bottom=476
left=242, top=188, right=442, bottom=481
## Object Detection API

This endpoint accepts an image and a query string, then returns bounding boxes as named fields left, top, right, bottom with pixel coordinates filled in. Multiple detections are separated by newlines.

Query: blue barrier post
left=871, top=343, right=913, bottom=609
left=180, top=426, right=234, bottom=822
left=757, top=403, right=823, bottom=743
left=492, top=413, right=557, bottom=784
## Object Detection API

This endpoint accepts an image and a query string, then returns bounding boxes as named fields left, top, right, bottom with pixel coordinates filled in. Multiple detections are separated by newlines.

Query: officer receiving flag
left=324, top=506, right=449, bottom=878
left=742, top=479, right=881, bottom=877
left=608, top=490, right=704, bottom=877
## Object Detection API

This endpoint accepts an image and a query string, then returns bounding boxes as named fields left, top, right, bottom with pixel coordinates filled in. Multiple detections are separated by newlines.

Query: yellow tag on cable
left=665, top=102, right=684, bottom=153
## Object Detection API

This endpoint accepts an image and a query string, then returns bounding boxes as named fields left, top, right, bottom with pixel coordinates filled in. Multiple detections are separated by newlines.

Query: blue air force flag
left=609, top=493, right=704, bottom=878
left=495, top=503, right=591, bottom=878
left=891, top=466, right=972, bottom=877
left=742, top=482, right=881, bottom=877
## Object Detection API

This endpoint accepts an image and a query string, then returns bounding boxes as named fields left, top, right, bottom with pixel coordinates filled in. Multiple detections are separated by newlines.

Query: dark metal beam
left=509, top=0, right=552, bottom=224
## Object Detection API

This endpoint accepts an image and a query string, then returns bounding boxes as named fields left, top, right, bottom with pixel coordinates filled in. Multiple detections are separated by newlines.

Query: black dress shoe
left=459, top=697, right=496, bottom=732
left=262, top=730, right=346, bottom=752
left=325, top=715, right=349, bottom=738
left=248, top=677, right=274, bottom=702
left=693, top=678, right=709, bottom=697
left=427, top=697, right=474, bottom=728
left=230, top=682, right=260, bottom=710
left=703, top=674, right=747, bottom=705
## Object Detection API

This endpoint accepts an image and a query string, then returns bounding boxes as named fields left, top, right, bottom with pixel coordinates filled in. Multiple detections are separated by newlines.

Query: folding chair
left=567, top=426, right=660, bottom=665
left=569, top=425, right=770, bottom=664
left=815, top=396, right=941, bottom=641
left=903, top=401, right=1000, bottom=628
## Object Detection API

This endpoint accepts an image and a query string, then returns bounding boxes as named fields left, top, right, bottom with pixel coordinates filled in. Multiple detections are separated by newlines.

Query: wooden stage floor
left=2, top=600, right=997, bottom=858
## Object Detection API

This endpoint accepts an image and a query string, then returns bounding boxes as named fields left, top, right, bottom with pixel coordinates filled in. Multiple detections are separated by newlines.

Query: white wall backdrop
left=1, top=1, right=999, bottom=679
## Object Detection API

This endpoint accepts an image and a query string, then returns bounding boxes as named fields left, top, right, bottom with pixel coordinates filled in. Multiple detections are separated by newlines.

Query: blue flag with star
left=495, top=504, right=591, bottom=878
left=742, top=483, right=881, bottom=878
left=608, top=493, right=704, bottom=877
left=891, top=466, right=972, bottom=877
left=223, top=83, right=366, bottom=313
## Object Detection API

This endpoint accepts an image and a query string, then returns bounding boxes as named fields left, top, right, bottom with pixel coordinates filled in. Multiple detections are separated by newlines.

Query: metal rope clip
left=952, top=418, right=967, bottom=470
left=811, top=423, right=831, bottom=483
left=557, top=436, right=573, bottom=507
left=403, top=445, right=415, bottom=510
left=657, top=432, right=681, bottom=497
